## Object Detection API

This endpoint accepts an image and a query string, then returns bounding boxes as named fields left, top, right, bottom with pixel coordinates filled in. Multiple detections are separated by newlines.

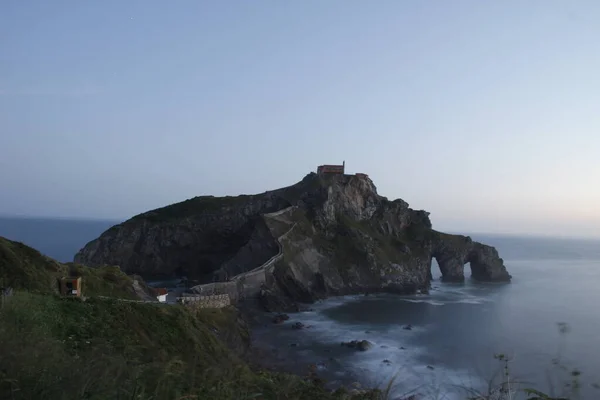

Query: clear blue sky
left=1, top=1, right=599, bottom=237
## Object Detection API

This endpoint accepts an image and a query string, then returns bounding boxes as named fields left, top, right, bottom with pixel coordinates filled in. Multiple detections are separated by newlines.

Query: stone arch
left=431, top=236, right=511, bottom=283
left=430, top=251, right=467, bottom=282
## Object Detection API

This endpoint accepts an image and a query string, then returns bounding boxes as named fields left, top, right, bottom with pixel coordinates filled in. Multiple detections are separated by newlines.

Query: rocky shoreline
left=241, top=296, right=416, bottom=396
left=243, top=304, right=367, bottom=392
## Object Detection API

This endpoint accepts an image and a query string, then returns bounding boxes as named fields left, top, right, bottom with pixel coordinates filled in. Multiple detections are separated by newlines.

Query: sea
left=1, top=217, right=599, bottom=399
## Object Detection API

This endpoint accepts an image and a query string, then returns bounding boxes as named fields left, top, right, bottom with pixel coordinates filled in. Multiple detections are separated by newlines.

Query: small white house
left=155, top=288, right=168, bottom=303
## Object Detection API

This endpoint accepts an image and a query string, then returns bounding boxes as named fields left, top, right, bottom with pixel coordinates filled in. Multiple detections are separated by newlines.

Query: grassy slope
left=0, top=236, right=64, bottom=293
left=0, top=236, right=143, bottom=300
left=0, top=293, right=380, bottom=400
left=129, top=195, right=252, bottom=223
left=0, top=294, right=241, bottom=399
left=0, top=236, right=379, bottom=400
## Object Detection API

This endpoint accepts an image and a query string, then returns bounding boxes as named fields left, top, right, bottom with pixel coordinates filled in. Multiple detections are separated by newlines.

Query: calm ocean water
left=253, top=234, right=600, bottom=399
left=1, top=218, right=599, bottom=398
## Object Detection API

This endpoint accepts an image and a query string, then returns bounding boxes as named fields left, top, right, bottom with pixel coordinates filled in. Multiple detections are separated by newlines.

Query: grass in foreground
left=0, top=292, right=380, bottom=400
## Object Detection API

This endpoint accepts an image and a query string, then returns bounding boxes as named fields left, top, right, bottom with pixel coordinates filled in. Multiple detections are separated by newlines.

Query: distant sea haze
left=2, top=217, right=600, bottom=399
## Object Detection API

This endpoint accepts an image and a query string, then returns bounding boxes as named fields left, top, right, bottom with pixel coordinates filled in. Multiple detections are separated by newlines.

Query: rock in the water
left=342, top=340, right=372, bottom=351
left=272, top=314, right=290, bottom=324
left=403, top=324, right=413, bottom=330
left=382, top=359, right=392, bottom=365
left=426, top=365, right=435, bottom=370
left=291, top=322, right=305, bottom=330
left=358, top=340, right=372, bottom=351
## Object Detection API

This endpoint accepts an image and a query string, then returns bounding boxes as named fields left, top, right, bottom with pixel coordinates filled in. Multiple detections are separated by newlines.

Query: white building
left=155, top=288, right=168, bottom=303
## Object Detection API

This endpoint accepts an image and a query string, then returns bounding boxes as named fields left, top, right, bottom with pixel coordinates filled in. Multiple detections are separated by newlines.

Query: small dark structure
left=317, top=161, right=345, bottom=175
left=59, top=277, right=82, bottom=297
left=355, top=173, right=368, bottom=178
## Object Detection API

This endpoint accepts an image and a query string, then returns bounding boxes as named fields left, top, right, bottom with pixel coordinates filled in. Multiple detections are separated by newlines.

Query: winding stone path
left=179, top=206, right=298, bottom=304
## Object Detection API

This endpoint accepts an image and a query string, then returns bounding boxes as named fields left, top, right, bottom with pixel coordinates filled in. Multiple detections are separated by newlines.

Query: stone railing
left=186, top=206, right=298, bottom=303
left=232, top=207, right=298, bottom=281
left=176, top=294, right=230, bottom=309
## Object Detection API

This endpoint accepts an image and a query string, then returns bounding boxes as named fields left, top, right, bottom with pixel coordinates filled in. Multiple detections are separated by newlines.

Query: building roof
left=155, top=288, right=168, bottom=296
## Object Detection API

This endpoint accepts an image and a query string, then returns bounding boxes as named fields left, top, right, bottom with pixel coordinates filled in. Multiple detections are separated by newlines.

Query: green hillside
left=0, top=236, right=144, bottom=300
left=0, top=237, right=378, bottom=400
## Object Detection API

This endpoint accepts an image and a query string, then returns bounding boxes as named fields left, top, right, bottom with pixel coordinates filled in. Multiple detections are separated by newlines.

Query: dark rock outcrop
left=342, top=340, right=373, bottom=351
left=291, top=322, right=305, bottom=330
left=75, top=173, right=511, bottom=307
left=272, top=314, right=290, bottom=324
left=259, top=287, right=300, bottom=313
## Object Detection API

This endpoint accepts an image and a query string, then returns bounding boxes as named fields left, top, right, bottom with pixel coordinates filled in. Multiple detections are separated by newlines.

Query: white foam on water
left=454, top=298, right=486, bottom=304
left=277, top=295, right=491, bottom=399
left=400, top=298, right=446, bottom=306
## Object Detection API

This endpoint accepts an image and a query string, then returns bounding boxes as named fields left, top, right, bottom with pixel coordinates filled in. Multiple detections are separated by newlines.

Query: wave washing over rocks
left=252, top=284, right=503, bottom=400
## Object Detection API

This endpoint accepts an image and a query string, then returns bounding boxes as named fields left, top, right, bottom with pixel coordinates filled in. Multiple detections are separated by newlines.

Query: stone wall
left=235, top=268, right=267, bottom=300
left=188, top=281, right=240, bottom=303
left=177, top=294, right=230, bottom=309
left=187, top=207, right=298, bottom=303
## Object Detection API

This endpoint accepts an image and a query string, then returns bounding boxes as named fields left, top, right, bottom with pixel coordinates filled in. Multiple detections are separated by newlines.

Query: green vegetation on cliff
left=0, top=236, right=143, bottom=300
left=131, top=194, right=253, bottom=223
left=0, top=292, right=382, bottom=400
left=0, top=237, right=379, bottom=400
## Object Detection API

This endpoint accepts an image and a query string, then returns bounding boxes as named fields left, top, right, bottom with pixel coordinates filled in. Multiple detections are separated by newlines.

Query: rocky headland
left=75, top=172, right=511, bottom=310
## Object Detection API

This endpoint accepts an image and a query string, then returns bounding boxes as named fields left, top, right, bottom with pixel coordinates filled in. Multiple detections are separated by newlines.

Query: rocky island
left=2, top=168, right=522, bottom=400
left=75, top=168, right=511, bottom=310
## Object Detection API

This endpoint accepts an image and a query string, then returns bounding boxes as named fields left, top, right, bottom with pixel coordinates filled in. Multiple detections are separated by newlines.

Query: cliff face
left=75, top=173, right=511, bottom=303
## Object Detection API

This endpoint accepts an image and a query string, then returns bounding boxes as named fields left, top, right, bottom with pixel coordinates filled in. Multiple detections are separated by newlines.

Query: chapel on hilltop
left=316, top=161, right=368, bottom=178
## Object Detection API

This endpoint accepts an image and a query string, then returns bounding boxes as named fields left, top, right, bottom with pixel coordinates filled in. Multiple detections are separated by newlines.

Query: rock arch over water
left=431, top=233, right=511, bottom=282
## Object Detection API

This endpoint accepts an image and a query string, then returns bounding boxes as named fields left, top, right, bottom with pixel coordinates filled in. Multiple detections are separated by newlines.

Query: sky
left=1, top=0, right=600, bottom=238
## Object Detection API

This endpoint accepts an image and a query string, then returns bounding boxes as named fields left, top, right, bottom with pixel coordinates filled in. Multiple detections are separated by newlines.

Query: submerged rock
left=291, top=322, right=305, bottom=330
left=272, top=314, right=290, bottom=324
left=341, top=340, right=373, bottom=351
left=403, top=324, right=413, bottom=330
